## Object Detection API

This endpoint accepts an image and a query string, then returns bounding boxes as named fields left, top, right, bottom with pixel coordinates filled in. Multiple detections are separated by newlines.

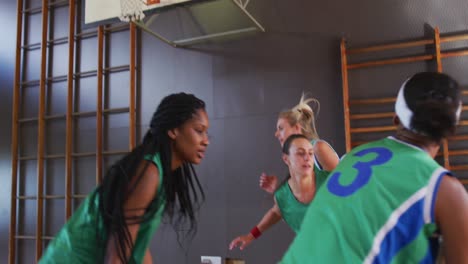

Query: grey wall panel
left=24, top=12, right=42, bottom=45
left=49, top=5, right=70, bottom=40
left=47, top=82, right=68, bottom=115
left=19, top=122, right=38, bottom=157
left=75, top=76, right=98, bottom=113
left=23, top=49, right=41, bottom=83
left=43, top=199, right=66, bottom=236
left=16, top=240, right=35, bottom=264
left=3, top=0, right=468, bottom=263
left=223, top=115, right=293, bottom=263
left=73, top=118, right=97, bottom=152
left=76, top=37, right=99, bottom=73
left=72, top=156, right=97, bottom=195
left=105, top=71, right=131, bottom=110
left=45, top=119, right=66, bottom=155
left=18, top=160, right=37, bottom=197
left=140, top=36, right=214, bottom=124
left=44, top=159, right=66, bottom=196
left=49, top=43, right=69, bottom=77
left=107, top=30, right=131, bottom=67
left=104, top=122, right=130, bottom=150
left=21, top=85, right=40, bottom=119
left=442, top=56, right=468, bottom=85
left=136, top=0, right=468, bottom=262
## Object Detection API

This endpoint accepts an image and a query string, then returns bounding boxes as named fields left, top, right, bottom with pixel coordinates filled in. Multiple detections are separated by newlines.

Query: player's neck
left=289, top=171, right=314, bottom=193
left=395, top=130, right=440, bottom=158
left=288, top=172, right=315, bottom=204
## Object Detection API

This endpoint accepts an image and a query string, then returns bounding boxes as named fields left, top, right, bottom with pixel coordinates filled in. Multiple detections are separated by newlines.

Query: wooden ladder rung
left=448, top=149, right=468, bottom=156
left=450, top=165, right=468, bottom=171
left=448, top=134, right=468, bottom=141
left=15, top=235, right=54, bottom=240
left=348, top=54, right=434, bottom=70
left=350, top=97, right=396, bottom=105
left=350, top=112, right=394, bottom=120
left=350, top=125, right=396, bottom=133
left=16, top=194, right=88, bottom=200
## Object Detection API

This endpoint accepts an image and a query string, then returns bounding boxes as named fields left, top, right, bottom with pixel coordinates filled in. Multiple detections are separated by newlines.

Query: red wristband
left=250, top=226, right=261, bottom=239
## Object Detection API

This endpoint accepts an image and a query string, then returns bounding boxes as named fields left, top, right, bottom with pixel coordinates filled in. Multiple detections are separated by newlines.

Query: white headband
left=455, top=101, right=463, bottom=123
left=395, top=79, right=412, bottom=130
left=395, top=78, right=463, bottom=131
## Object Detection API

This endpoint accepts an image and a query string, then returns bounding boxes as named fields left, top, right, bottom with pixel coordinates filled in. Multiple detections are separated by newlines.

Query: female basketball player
left=281, top=72, right=468, bottom=263
left=230, top=134, right=323, bottom=250
left=40, top=93, right=210, bottom=264
left=259, top=95, right=339, bottom=194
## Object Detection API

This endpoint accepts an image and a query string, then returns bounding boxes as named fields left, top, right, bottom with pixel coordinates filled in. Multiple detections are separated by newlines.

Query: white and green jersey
left=281, top=136, right=449, bottom=264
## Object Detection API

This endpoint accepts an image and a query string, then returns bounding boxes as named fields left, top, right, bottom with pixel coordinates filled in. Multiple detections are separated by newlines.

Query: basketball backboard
left=85, top=0, right=193, bottom=25
left=84, top=0, right=265, bottom=47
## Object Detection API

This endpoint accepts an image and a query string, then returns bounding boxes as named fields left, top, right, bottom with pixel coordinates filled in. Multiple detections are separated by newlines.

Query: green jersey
left=274, top=139, right=334, bottom=233
left=281, top=137, right=448, bottom=264
left=40, top=154, right=166, bottom=264
left=274, top=166, right=330, bottom=233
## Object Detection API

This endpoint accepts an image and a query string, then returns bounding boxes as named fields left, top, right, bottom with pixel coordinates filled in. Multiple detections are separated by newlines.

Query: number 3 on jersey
left=327, top=147, right=392, bottom=197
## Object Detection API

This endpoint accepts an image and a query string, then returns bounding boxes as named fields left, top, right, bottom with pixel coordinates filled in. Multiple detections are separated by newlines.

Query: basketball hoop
left=120, top=0, right=146, bottom=22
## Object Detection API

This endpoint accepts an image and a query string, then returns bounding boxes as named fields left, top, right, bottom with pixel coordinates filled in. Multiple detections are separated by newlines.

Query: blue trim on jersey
left=430, top=173, right=444, bottom=222
left=372, top=198, right=426, bottom=264
left=314, top=155, right=323, bottom=170
left=419, top=245, right=434, bottom=264
left=430, top=171, right=453, bottom=222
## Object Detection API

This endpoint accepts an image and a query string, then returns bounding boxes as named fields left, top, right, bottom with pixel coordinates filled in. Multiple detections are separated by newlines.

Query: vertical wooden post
left=96, top=26, right=104, bottom=184
left=36, top=0, right=49, bottom=260
left=434, top=27, right=450, bottom=169
left=434, top=27, right=443, bottom=73
left=130, top=23, right=136, bottom=150
left=65, top=0, right=76, bottom=220
left=341, top=38, right=351, bottom=152
left=9, top=0, right=24, bottom=262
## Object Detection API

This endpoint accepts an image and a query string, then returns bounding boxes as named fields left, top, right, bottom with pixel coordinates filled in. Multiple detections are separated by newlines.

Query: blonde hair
left=279, top=93, right=320, bottom=140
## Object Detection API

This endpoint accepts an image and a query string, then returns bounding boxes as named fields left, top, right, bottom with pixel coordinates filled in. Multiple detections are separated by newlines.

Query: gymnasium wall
left=1, top=0, right=19, bottom=262
left=1, top=0, right=468, bottom=263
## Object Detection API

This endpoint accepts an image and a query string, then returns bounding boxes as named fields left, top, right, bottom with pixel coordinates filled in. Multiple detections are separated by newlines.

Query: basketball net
left=120, top=0, right=146, bottom=22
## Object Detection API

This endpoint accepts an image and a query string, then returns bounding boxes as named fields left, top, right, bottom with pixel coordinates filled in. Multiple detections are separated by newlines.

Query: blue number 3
left=327, top=147, right=393, bottom=197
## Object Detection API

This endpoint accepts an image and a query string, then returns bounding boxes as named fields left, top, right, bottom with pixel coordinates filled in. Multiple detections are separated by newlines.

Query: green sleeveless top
left=274, top=166, right=330, bottom=234
left=39, top=154, right=166, bottom=264
left=274, top=139, right=332, bottom=233
left=281, top=137, right=448, bottom=263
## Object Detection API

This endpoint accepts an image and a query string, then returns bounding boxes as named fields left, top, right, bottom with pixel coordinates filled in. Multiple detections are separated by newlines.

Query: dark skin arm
left=104, top=161, right=160, bottom=264
left=435, top=175, right=468, bottom=263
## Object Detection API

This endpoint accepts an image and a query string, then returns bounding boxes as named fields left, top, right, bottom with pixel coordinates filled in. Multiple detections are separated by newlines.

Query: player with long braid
left=41, top=93, right=210, bottom=263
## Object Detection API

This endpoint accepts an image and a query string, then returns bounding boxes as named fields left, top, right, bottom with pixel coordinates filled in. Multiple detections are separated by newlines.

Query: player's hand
left=229, top=234, right=255, bottom=250
left=259, top=173, right=278, bottom=194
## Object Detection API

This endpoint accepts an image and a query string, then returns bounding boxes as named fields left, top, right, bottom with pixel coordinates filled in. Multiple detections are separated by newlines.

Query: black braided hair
left=93, top=92, right=206, bottom=263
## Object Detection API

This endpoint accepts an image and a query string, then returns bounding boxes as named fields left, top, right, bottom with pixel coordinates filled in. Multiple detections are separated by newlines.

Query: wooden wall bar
left=10, top=1, right=137, bottom=262
left=65, top=0, right=76, bottom=220
left=434, top=28, right=450, bottom=168
left=35, top=0, right=49, bottom=260
left=340, top=38, right=351, bottom=151
left=96, top=26, right=104, bottom=185
left=341, top=26, right=468, bottom=186
left=130, top=23, right=136, bottom=150
left=9, top=0, right=24, bottom=262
